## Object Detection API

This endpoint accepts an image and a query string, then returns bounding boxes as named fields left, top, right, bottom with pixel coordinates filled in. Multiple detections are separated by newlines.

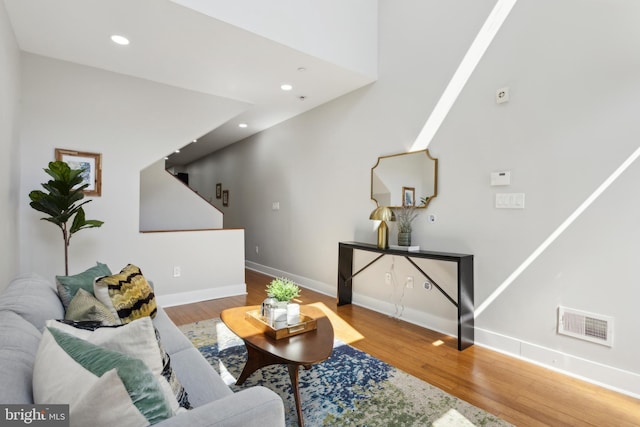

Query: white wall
left=18, top=54, right=247, bottom=300
left=140, top=160, right=223, bottom=231
left=0, top=0, right=20, bottom=289
left=186, top=0, right=640, bottom=396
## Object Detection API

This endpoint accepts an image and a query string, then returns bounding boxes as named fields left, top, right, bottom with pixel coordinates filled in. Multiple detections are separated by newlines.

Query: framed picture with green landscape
left=55, top=148, right=102, bottom=197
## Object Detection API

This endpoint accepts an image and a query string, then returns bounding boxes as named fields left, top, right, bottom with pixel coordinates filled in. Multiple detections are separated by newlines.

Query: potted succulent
left=28, top=161, right=104, bottom=275
left=265, top=277, right=302, bottom=327
left=266, top=277, right=301, bottom=303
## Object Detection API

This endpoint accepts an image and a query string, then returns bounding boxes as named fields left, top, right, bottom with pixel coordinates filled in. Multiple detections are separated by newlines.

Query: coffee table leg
left=237, top=343, right=306, bottom=426
left=288, top=364, right=304, bottom=427
left=236, top=344, right=278, bottom=385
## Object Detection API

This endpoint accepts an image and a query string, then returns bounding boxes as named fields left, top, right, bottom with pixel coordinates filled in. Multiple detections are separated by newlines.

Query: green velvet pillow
left=56, top=262, right=112, bottom=309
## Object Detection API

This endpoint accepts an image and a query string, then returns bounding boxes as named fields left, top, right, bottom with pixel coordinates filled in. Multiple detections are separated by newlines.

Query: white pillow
left=33, top=327, right=172, bottom=427
left=41, top=318, right=183, bottom=417
left=46, top=317, right=163, bottom=377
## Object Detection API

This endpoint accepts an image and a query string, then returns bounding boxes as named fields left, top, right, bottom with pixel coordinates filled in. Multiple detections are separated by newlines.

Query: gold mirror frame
left=371, top=149, right=438, bottom=209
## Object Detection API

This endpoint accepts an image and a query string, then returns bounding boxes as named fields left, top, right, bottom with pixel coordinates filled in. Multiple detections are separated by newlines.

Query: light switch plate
left=496, top=193, right=525, bottom=209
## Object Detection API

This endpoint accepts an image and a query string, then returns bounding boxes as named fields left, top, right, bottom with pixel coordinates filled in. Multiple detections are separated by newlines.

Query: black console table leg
left=337, top=246, right=353, bottom=305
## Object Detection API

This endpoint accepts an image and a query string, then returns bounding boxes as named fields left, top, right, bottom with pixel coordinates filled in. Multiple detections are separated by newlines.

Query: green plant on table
left=266, top=277, right=301, bottom=302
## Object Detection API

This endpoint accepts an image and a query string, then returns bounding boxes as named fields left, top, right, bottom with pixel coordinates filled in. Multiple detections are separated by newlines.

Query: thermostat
left=490, top=171, right=511, bottom=186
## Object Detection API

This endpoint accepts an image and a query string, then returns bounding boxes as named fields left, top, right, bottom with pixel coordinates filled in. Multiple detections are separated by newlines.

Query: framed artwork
left=216, top=183, right=222, bottom=199
left=55, top=148, right=102, bottom=197
left=222, top=190, right=229, bottom=206
left=402, top=186, right=415, bottom=206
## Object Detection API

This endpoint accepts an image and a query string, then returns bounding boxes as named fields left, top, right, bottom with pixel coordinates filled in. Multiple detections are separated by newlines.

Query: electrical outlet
left=423, top=281, right=432, bottom=291
left=406, top=276, right=414, bottom=289
left=173, top=266, right=181, bottom=277
left=385, top=272, right=391, bottom=285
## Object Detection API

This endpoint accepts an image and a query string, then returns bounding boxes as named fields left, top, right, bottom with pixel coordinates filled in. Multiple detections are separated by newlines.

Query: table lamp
left=369, top=206, right=396, bottom=249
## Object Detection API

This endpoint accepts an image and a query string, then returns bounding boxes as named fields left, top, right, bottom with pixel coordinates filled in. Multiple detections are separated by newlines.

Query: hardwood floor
left=165, top=269, right=640, bottom=426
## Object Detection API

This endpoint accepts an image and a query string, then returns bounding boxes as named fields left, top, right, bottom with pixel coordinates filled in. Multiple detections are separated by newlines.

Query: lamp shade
left=369, top=206, right=396, bottom=222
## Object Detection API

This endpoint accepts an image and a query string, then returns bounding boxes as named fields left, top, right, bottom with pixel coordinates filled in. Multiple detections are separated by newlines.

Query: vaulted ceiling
left=4, top=0, right=377, bottom=166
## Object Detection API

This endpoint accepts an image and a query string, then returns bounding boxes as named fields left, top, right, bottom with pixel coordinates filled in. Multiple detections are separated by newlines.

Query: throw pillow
left=46, top=318, right=164, bottom=377
left=94, top=264, right=157, bottom=324
left=33, top=327, right=173, bottom=427
left=64, top=288, right=119, bottom=324
left=48, top=318, right=191, bottom=411
left=56, top=262, right=112, bottom=309
left=155, top=328, right=192, bottom=410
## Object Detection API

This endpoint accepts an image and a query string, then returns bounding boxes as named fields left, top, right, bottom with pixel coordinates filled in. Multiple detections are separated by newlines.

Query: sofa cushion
left=56, top=262, right=112, bottom=309
left=94, top=264, right=157, bottom=324
left=0, top=311, right=42, bottom=404
left=33, top=327, right=174, bottom=427
left=152, top=307, right=194, bottom=355
left=0, top=273, right=64, bottom=331
left=64, top=288, right=118, bottom=324
left=169, top=347, right=233, bottom=408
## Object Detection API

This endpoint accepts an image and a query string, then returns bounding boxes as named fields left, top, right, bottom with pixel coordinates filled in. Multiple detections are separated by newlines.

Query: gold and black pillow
left=94, top=264, right=157, bottom=324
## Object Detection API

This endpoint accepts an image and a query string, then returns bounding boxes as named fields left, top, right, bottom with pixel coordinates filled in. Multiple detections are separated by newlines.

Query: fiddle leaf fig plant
left=29, top=161, right=104, bottom=275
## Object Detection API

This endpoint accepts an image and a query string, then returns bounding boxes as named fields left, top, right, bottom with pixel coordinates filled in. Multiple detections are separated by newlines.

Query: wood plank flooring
left=164, top=269, right=640, bottom=426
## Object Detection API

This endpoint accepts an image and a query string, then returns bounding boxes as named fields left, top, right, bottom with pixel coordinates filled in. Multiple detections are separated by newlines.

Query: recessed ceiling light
left=164, top=156, right=169, bottom=160
left=280, top=84, right=293, bottom=91
left=110, top=35, right=130, bottom=45
left=192, top=139, right=197, bottom=143
left=174, top=149, right=180, bottom=153
left=238, top=123, right=248, bottom=128
left=297, top=67, right=306, bottom=72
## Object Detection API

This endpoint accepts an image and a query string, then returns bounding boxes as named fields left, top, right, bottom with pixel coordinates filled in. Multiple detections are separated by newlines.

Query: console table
left=337, top=241, right=474, bottom=350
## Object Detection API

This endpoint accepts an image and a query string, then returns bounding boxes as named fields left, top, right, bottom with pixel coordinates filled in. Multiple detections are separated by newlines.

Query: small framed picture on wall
left=55, top=148, right=102, bottom=197
left=222, top=190, right=229, bottom=206
left=402, top=186, right=415, bottom=206
left=216, top=183, right=222, bottom=199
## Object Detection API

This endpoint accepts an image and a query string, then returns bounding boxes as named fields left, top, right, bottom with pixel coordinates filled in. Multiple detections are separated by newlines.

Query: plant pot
left=398, top=232, right=411, bottom=246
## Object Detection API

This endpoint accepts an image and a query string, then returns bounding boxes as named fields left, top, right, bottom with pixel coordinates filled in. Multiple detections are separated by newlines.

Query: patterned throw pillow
left=64, top=288, right=119, bottom=324
left=56, top=262, right=112, bottom=309
left=94, top=264, right=157, bottom=324
left=154, top=329, right=192, bottom=410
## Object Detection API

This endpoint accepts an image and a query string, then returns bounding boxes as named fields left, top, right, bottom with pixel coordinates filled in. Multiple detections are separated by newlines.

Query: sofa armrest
left=156, top=386, right=285, bottom=427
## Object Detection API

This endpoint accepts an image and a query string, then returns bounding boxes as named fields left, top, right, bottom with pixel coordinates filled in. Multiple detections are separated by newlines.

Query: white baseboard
left=156, top=283, right=246, bottom=307
left=475, top=328, right=640, bottom=399
left=245, top=261, right=335, bottom=297
left=246, top=261, right=640, bottom=399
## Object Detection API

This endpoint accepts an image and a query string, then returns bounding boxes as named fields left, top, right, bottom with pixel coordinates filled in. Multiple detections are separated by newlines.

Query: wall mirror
left=371, top=149, right=438, bottom=208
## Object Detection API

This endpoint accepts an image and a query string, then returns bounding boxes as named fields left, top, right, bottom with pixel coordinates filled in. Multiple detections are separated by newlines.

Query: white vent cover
left=557, top=306, right=613, bottom=347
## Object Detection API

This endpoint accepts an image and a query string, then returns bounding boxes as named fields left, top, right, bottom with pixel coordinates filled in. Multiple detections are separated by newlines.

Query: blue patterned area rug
left=179, top=319, right=511, bottom=427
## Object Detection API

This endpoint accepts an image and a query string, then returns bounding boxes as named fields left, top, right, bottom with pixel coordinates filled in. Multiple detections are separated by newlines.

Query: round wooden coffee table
left=221, top=304, right=334, bottom=427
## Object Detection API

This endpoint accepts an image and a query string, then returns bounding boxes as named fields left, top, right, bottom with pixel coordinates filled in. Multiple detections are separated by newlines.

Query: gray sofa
left=0, top=273, right=285, bottom=427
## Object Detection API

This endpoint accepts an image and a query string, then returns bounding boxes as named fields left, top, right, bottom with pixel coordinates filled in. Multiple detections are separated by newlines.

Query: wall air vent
left=557, top=306, right=613, bottom=347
